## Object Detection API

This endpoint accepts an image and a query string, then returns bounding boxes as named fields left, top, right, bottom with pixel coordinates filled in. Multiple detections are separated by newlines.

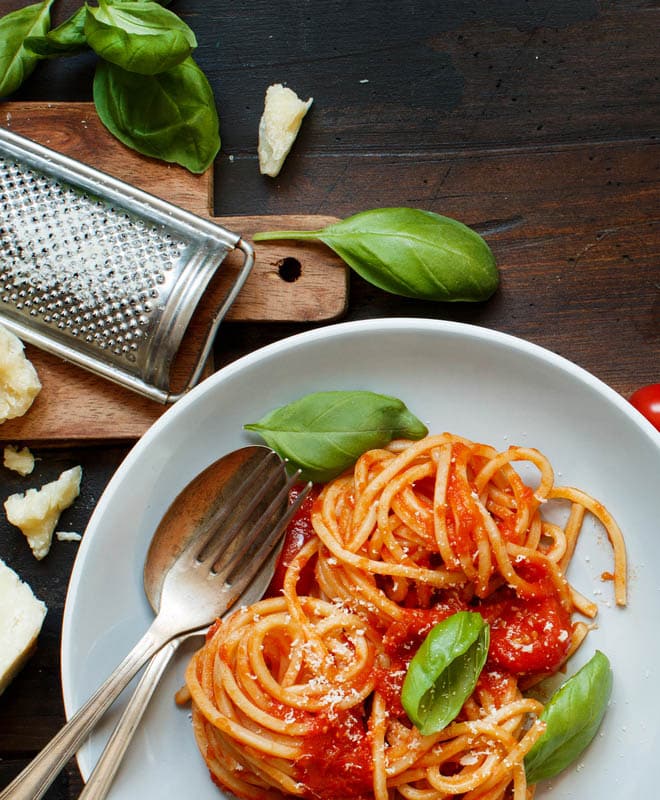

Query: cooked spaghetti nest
left=185, top=433, right=626, bottom=800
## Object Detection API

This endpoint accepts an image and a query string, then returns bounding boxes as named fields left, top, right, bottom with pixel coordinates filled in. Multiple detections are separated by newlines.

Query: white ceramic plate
left=62, top=319, right=660, bottom=800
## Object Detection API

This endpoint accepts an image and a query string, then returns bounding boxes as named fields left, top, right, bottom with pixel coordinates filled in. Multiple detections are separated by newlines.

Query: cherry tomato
left=479, top=588, right=572, bottom=675
left=629, top=384, right=660, bottom=432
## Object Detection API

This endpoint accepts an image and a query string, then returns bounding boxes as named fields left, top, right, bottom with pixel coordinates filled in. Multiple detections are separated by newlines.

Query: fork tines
left=221, top=472, right=311, bottom=585
left=194, top=448, right=286, bottom=566
left=187, top=449, right=312, bottom=606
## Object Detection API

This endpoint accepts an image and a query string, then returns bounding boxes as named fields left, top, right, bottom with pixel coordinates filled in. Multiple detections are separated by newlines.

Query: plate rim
left=60, top=317, right=660, bottom=785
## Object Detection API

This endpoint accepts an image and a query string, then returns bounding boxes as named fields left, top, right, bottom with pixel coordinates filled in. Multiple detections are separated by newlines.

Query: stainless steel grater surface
left=0, top=127, right=254, bottom=403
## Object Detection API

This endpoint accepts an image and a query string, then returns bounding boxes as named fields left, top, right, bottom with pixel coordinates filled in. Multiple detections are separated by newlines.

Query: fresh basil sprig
left=0, top=0, right=53, bottom=97
left=253, top=208, right=499, bottom=303
left=524, top=650, right=613, bottom=784
left=0, top=0, right=220, bottom=174
left=244, top=390, right=428, bottom=482
left=25, top=6, right=88, bottom=58
left=93, top=57, right=220, bottom=174
left=85, top=0, right=197, bottom=75
left=401, top=611, right=490, bottom=735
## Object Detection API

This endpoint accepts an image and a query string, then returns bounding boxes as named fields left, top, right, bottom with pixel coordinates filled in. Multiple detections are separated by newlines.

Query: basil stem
left=85, top=0, right=196, bottom=75
left=93, top=57, right=220, bottom=173
left=244, top=390, right=428, bottom=482
left=524, top=650, right=613, bottom=784
left=25, top=7, right=89, bottom=58
left=401, top=611, right=490, bottom=736
left=0, top=0, right=54, bottom=97
left=252, top=207, right=499, bottom=303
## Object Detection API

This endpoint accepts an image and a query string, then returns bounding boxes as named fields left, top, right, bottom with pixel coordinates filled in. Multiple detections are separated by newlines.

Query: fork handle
left=0, top=627, right=167, bottom=800
left=78, top=635, right=185, bottom=800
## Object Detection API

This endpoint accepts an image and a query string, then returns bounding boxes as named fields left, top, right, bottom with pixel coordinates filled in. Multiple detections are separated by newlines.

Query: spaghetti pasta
left=185, top=433, right=626, bottom=800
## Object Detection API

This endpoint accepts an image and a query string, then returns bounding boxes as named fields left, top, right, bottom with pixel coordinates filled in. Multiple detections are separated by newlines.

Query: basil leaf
left=0, top=0, right=54, bottom=97
left=244, top=390, right=428, bottom=482
left=85, top=0, right=196, bottom=74
left=253, top=207, right=499, bottom=303
left=93, top=57, right=220, bottom=173
left=524, top=650, right=613, bottom=784
left=25, top=7, right=88, bottom=58
left=401, top=611, right=489, bottom=735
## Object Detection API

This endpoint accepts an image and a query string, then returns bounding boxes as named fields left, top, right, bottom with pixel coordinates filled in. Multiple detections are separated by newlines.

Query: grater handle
left=167, top=236, right=255, bottom=402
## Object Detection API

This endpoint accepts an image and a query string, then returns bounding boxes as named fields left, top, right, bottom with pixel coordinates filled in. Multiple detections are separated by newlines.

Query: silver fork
left=2, top=448, right=310, bottom=800
left=78, top=543, right=281, bottom=800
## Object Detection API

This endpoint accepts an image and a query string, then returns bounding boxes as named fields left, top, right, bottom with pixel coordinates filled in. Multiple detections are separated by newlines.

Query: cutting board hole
left=278, top=257, right=302, bottom=282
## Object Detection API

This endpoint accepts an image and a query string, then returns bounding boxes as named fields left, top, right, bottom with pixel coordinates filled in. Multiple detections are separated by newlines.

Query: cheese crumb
left=0, top=324, right=41, bottom=424
left=4, top=445, right=35, bottom=476
left=4, top=466, right=83, bottom=560
left=258, top=83, right=313, bottom=177
left=55, top=531, right=82, bottom=542
left=0, top=558, right=47, bottom=695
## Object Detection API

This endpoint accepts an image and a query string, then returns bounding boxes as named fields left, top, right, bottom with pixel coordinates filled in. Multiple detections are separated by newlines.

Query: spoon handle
left=0, top=627, right=166, bottom=800
left=79, top=546, right=284, bottom=800
left=78, top=634, right=190, bottom=800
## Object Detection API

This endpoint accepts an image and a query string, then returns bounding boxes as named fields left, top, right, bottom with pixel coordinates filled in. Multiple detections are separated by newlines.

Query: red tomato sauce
left=374, top=598, right=467, bottom=719
left=267, top=477, right=573, bottom=800
left=265, top=483, right=320, bottom=597
left=512, top=554, right=559, bottom=599
left=478, top=587, right=572, bottom=675
left=295, top=708, right=373, bottom=799
left=205, top=618, right=222, bottom=642
left=476, top=667, right=516, bottom=706
left=446, top=467, right=479, bottom=559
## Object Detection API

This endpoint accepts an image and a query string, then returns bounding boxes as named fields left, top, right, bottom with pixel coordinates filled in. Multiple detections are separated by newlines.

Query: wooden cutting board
left=0, top=102, right=349, bottom=444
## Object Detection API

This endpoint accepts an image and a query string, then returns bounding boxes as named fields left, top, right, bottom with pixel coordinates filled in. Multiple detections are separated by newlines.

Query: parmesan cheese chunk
left=4, top=444, right=36, bottom=476
left=0, top=323, right=41, bottom=424
left=258, top=83, right=313, bottom=177
left=4, top=466, right=83, bottom=560
left=0, top=558, right=47, bottom=695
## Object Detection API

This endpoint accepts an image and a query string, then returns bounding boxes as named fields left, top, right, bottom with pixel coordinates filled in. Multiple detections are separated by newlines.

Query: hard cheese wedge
left=0, top=558, right=47, bottom=694
left=0, top=323, right=41, bottom=424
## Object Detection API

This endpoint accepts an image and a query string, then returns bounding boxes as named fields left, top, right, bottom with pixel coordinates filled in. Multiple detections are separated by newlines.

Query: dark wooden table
left=0, top=1, right=658, bottom=797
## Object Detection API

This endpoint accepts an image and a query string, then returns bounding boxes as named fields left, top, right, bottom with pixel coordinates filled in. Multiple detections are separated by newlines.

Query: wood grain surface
left=0, top=0, right=658, bottom=798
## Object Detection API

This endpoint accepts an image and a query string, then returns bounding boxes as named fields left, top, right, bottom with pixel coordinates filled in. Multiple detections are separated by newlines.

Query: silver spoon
left=2, top=445, right=310, bottom=800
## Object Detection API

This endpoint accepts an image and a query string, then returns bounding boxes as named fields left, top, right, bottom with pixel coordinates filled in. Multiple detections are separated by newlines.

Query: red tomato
left=629, top=384, right=660, bottom=432
left=479, top=588, right=572, bottom=675
left=265, top=484, right=319, bottom=597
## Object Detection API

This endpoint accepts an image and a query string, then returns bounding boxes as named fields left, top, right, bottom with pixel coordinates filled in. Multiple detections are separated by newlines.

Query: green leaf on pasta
left=401, top=611, right=490, bottom=735
left=525, top=651, right=613, bottom=784
left=244, top=390, right=428, bottom=482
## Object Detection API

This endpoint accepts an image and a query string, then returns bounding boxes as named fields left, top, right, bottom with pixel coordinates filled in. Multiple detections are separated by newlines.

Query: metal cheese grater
left=0, top=127, right=254, bottom=403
